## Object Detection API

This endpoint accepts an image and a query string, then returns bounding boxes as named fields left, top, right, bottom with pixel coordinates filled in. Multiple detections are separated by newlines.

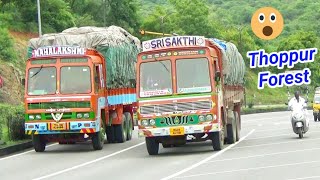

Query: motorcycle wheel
left=298, top=127, right=303, bottom=139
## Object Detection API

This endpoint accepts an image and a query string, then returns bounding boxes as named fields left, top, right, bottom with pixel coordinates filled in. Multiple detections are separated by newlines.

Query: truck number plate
left=169, top=127, right=184, bottom=136
left=51, top=123, right=67, bottom=130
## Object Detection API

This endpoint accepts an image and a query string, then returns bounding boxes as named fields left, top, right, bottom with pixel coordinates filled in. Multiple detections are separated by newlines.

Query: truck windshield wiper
left=154, top=57, right=169, bottom=73
left=30, top=65, right=43, bottom=78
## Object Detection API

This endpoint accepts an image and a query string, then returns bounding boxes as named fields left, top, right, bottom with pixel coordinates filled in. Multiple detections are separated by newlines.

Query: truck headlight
left=29, top=115, right=35, bottom=120
left=149, top=119, right=156, bottom=126
left=77, top=113, right=83, bottom=118
left=83, top=113, right=90, bottom=118
left=35, top=115, right=41, bottom=120
left=142, top=120, right=149, bottom=126
left=206, top=114, right=213, bottom=121
left=199, top=115, right=205, bottom=122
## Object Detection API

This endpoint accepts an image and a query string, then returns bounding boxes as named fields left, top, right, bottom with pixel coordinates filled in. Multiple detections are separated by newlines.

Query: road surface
left=1, top=110, right=320, bottom=180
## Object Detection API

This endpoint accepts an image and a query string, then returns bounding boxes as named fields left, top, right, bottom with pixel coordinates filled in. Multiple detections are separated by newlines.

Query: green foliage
left=106, top=0, right=141, bottom=34
left=0, top=28, right=17, bottom=62
left=0, top=104, right=27, bottom=142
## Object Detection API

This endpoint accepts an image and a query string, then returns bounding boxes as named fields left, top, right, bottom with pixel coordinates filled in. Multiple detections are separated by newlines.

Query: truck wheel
left=115, top=114, right=127, bottom=143
left=227, top=115, right=237, bottom=144
left=234, top=111, right=240, bottom=141
left=32, top=134, right=46, bottom=152
left=106, top=125, right=115, bottom=143
left=92, top=127, right=105, bottom=150
left=124, top=112, right=133, bottom=141
left=146, top=137, right=159, bottom=155
left=211, top=131, right=224, bottom=151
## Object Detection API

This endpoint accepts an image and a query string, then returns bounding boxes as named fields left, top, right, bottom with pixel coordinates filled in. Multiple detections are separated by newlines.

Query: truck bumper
left=24, top=121, right=98, bottom=135
left=138, top=123, right=220, bottom=137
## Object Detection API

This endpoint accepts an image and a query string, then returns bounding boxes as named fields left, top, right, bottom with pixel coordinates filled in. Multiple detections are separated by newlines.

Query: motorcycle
left=286, top=101, right=309, bottom=138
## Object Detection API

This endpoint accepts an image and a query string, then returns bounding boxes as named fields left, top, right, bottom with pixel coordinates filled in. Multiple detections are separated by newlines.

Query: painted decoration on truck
left=31, top=46, right=86, bottom=58
left=142, top=36, right=206, bottom=52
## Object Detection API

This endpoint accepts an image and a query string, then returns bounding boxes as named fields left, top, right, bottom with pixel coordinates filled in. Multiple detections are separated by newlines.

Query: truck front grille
left=140, top=101, right=212, bottom=114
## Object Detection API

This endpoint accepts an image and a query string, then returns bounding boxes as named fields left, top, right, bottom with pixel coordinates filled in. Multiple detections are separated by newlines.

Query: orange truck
left=22, top=26, right=140, bottom=152
left=136, top=36, right=245, bottom=155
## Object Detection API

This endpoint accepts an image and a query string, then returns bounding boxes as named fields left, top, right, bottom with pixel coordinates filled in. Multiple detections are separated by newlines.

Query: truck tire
left=211, top=131, right=224, bottom=151
left=106, top=125, right=115, bottom=143
left=115, top=114, right=127, bottom=143
left=234, top=111, right=240, bottom=141
left=146, top=137, right=159, bottom=155
left=124, top=112, right=133, bottom=141
left=92, top=127, right=105, bottom=150
left=227, top=115, right=237, bottom=144
left=32, top=134, right=46, bottom=152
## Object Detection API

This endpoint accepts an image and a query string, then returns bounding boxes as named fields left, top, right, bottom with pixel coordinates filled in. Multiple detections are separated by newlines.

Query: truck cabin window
left=176, top=58, right=211, bottom=94
left=139, top=60, right=172, bottom=97
left=27, top=67, right=57, bottom=95
left=60, top=66, right=91, bottom=94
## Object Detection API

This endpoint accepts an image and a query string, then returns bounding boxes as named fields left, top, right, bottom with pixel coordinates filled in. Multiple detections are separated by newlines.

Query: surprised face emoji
left=251, top=7, right=284, bottom=40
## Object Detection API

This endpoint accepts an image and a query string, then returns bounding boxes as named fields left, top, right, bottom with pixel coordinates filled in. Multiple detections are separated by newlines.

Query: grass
left=245, top=70, right=288, bottom=105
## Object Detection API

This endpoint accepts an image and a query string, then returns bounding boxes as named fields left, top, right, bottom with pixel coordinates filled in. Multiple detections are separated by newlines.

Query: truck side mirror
left=215, top=71, right=221, bottom=82
left=21, top=78, right=25, bottom=86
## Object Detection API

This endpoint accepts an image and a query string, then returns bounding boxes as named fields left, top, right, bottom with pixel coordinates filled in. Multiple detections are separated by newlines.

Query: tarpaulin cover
left=27, top=26, right=141, bottom=89
left=208, top=38, right=245, bottom=85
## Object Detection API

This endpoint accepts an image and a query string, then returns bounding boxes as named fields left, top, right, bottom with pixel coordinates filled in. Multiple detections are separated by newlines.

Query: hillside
left=0, top=32, right=37, bottom=105
left=0, top=0, right=319, bottom=105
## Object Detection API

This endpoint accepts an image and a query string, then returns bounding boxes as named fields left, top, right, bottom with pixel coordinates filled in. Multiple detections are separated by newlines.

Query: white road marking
left=0, top=143, right=58, bottom=161
left=286, top=176, right=320, bottom=180
left=232, top=137, right=320, bottom=149
left=32, top=142, right=145, bottom=180
left=160, top=129, right=255, bottom=180
left=254, top=127, right=290, bottom=132
left=244, top=130, right=320, bottom=141
left=242, top=115, right=288, bottom=123
left=274, top=122, right=290, bottom=125
left=205, top=147, right=320, bottom=163
left=174, top=161, right=319, bottom=179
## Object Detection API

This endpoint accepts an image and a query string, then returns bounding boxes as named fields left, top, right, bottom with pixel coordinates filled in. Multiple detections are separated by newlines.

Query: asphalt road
left=1, top=110, right=320, bottom=180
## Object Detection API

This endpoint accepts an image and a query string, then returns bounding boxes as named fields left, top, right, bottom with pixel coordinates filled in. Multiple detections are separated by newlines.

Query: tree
left=106, top=0, right=141, bottom=35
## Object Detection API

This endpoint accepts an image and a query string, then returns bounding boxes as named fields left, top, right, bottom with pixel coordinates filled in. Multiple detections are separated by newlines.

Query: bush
left=0, top=28, right=17, bottom=62
left=0, top=103, right=27, bottom=142
left=8, top=112, right=26, bottom=141
left=248, top=102, right=254, bottom=108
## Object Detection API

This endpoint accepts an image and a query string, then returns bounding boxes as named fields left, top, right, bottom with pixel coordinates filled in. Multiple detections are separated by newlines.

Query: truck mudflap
left=25, top=121, right=98, bottom=135
left=138, top=123, right=220, bottom=137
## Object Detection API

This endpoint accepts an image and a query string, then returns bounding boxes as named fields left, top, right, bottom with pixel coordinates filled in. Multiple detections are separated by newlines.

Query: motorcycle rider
left=288, top=91, right=309, bottom=133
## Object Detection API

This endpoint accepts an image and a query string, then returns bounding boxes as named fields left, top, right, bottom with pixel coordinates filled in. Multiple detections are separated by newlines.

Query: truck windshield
left=139, top=60, right=172, bottom=97
left=27, top=67, right=57, bottom=95
left=176, top=58, right=211, bottom=94
left=60, top=66, right=91, bottom=94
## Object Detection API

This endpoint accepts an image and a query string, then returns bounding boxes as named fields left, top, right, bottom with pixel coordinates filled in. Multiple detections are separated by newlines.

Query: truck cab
left=136, top=36, right=244, bottom=155
left=23, top=46, right=108, bottom=151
